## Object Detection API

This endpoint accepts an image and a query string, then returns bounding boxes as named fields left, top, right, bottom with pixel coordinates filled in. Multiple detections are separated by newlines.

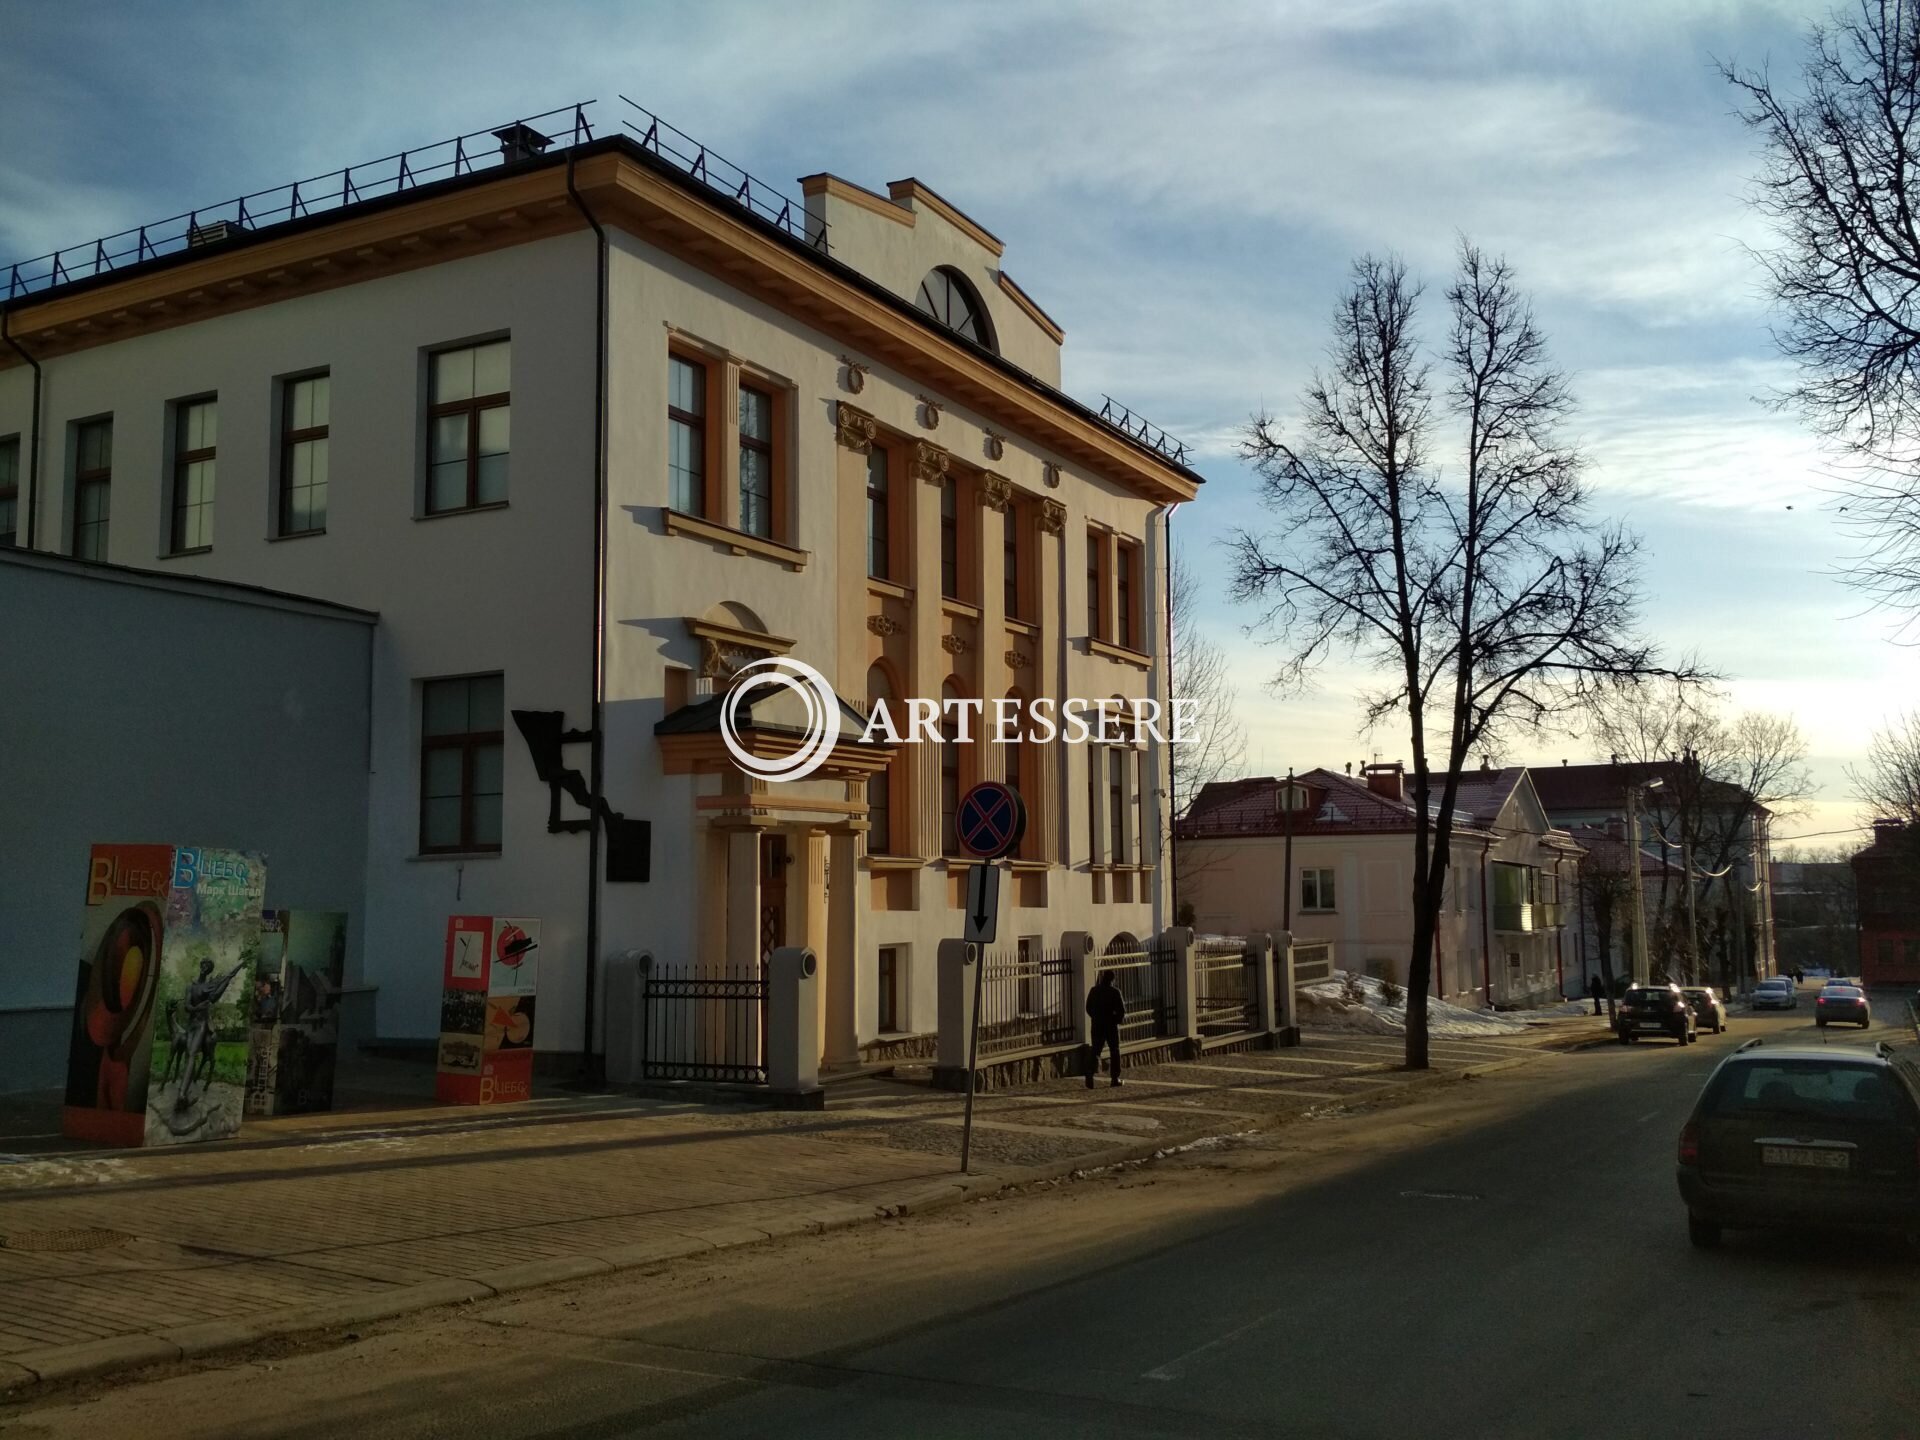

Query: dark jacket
left=1087, top=982, right=1126, bottom=1028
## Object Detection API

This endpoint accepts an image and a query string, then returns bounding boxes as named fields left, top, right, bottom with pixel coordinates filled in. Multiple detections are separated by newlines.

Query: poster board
left=62, top=844, right=267, bottom=1147
left=246, top=910, right=348, bottom=1116
left=435, top=915, right=540, bottom=1105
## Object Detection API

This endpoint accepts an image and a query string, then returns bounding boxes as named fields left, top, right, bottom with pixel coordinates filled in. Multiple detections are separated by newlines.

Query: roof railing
left=4, top=103, right=599, bottom=302
left=1098, top=395, right=1192, bottom=466
left=618, top=97, right=827, bottom=253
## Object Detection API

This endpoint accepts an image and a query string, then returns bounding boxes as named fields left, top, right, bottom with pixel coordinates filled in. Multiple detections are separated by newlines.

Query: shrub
left=1379, top=976, right=1404, bottom=1006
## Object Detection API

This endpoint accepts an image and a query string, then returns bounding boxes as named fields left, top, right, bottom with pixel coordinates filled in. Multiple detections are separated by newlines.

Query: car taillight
left=1679, top=1124, right=1700, bottom=1165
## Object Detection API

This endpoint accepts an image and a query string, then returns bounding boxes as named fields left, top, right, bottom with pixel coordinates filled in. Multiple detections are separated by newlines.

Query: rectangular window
left=877, top=946, right=902, bottom=1033
left=868, top=761, right=892, bottom=856
left=1088, top=743, right=1102, bottom=865
left=420, top=673, right=505, bottom=854
left=941, top=707, right=962, bottom=857
left=280, top=373, right=330, bottom=536
left=668, top=354, right=707, bottom=517
left=866, top=446, right=890, bottom=580
left=1133, top=748, right=1145, bottom=865
left=427, top=339, right=510, bottom=514
left=1086, top=529, right=1107, bottom=640
left=170, top=397, right=217, bottom=553
left=1302, top=867, right=1337, bottom=912
left=1108, top=746, right=1126, bottom=867
left=1116, top=541, right=1137, bottom=649
left=72, top=418, right=112, bottom=561
left=940, top=478, right=959, bottom=599
left=1003, top=502, right=1025, bottom=618
left=738, top=382, right=775, bottom=539
left=0, top=435, right=18, bottom=547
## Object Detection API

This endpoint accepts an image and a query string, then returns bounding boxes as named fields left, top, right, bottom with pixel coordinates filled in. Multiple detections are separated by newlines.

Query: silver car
left=1752, top=978, right=1798, bottom=1011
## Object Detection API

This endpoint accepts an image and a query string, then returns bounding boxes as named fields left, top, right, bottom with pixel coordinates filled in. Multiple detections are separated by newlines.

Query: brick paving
left=0, top=1020, right=1598, bottom=1369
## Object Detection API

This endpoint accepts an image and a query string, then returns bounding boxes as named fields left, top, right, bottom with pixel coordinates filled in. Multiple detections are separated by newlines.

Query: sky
left=1, top=0, right=1910, bottom=847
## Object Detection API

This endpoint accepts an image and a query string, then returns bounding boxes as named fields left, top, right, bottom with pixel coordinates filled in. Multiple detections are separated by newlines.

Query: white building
left=0, top=104, right=1201, bottom=1082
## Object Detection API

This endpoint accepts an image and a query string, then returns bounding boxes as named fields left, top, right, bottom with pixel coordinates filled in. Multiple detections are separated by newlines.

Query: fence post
left=1248, top=933, right=1278, bottom=1046
left=1273, top=928, right=1300, bottom=1047
left=602, top=949, right=649, bottom=1083
left=1063, top=931, right=1095, bottom=1050
left=934, top=938, right=978, bottom=1092
left=766, top=946, right=822, bottom=1103
left=1163, top=925, right=1198, bottom=1050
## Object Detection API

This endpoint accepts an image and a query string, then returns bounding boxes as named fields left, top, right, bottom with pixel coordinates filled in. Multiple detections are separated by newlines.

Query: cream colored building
left=0, top=106, right=1201, bottom=1076
left=1177, top=764, right=1584, bottom=1008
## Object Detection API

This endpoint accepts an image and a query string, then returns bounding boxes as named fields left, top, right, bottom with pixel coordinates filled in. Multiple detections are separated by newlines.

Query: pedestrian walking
left=1086, top=971, right=1126, bottom=1088
left=1587, top=973, right=1604, bottom=1016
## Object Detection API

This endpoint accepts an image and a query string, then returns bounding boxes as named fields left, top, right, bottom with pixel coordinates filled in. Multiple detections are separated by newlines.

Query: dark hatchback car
left=1677, top=1041, right=1920, bottom=1248
left=1616, top=984, right=1697, bottom=1045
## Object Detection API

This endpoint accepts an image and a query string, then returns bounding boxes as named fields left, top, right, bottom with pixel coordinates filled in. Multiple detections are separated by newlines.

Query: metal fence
left=1195, top=941, right=1257, bottom=1036
left=641, top=961, right=767, bottom=1084
left=1291, top=940, right=1335, bottom=984
left=1101, top=940, right=1178, bottom=1044
left=976, top=944, right=1075, bottom=1058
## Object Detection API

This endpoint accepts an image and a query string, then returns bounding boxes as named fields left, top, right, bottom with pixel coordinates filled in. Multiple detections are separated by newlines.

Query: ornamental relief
left=980, top=473, right=1013, bottom=512
left=940, top=634, right=970, bottom=655
left=866, top=614, right=902, bottom=637
left=835, top=401, right=878, bottom=454
left=917, top=395, right=943, bottom=429
left=839, top=355, right=869, bottom=394
left=910, top=440, right=950, bottom=486
left=1038, top=497, right=1066, bottom=534
left=1005, top=650, right=1032, bottom=670
left=701, top=637, right=771, bottom=680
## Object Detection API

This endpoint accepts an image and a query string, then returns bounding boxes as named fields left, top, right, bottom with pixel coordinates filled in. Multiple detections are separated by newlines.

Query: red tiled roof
left=1178, top=766, right=1530, bottom=839
left=1529, top=761, right=1758, bottom=814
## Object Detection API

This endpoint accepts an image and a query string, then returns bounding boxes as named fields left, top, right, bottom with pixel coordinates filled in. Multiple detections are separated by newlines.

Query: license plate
left=1762, top=1146, right=1849, bottom=1170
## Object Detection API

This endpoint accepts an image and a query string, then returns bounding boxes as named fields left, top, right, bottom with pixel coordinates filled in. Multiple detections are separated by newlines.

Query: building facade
left=1854, top=820, right=1920, bottom=988
left=0, top=109, right=1201, bottom=1079
left=1176, top=763, right=1583, bottom=1008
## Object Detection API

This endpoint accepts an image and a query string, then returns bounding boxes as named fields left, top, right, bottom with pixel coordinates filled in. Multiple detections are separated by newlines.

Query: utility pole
left=1682, top=832, right=1699, bottom=986
left=1627, top=778, right=1663, bottom=984
left=1282, top=767, right=1295, bottom=932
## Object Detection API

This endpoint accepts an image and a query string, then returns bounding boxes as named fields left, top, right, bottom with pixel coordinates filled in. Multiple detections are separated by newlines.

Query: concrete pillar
left=725, top=827, right=762, bottom=974
left=1062, top=930, right=1095, bottom=1048
left=1163, top=924, right=1198, bottom=1046
left=1273, top=928, right=1300, bottom=1046
left=602, top=949, right=649, bottom=1084
left=698, top=826, right=728, bottom=972
left=766, top=946, right=821, bottom=1099
left=825, top=826, right=863, bottom=1066
left=1248, top=932, right=1278, bottom=1044
left=933, top=937, right=977, bottom=1090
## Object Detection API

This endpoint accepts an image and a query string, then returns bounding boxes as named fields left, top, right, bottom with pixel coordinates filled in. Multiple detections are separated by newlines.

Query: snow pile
left=1298, top=970, right=1565, bottom=1037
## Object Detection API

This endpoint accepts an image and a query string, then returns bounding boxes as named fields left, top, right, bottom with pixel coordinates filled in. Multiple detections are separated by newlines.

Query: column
left=697, top=826, right=729, bottom=972
left=725, top=827, right=762, bottom=974
left=826, top=825, right=864, bottom=1066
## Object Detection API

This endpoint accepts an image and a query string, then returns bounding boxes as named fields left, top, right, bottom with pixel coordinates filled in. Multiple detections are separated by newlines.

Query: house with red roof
left=1175, top=762, right=1585, bottom=1009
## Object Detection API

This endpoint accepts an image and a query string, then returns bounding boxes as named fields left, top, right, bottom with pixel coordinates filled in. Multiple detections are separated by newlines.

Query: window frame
left=940, top=679, right=966, bottom=857
left=426, top=339, right=511, bottom=516
left=279, top=371, right=330, bottom=538
left=667, top=351, right=711, bottom=519
left=1086, top=527, right=1110, bottom=641
left=1116, top=540, right=1138, bottom=650
left=1002, top=498, right=1028, bottom=619
left=418, top=673, right=506, bottom=856
left=866, top=664, right=899, bottom=856
left=866, top=444, right=891, bottom=581
left=736, top=379, right=777, bottom=540
left=0, top=433, right=18, bottom=548
left=169, top=395, right=218, bottom=555
left=877, top=945, right=904, bottom=1033
left=1302, top=867, right=1338, bottom=913
left=71, top=417, right=112, bottom=561
left=940, top=477, right=960, bottom=600
left=1107, top=744, right=1126, bottom=867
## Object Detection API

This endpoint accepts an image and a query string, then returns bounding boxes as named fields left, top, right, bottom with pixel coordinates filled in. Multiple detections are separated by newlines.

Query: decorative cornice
left=1005, top=650, right=1032, bottom=670
left=835, top=400, right=878, bottom=453
left=980, top=473, right=1013, bottom=512
left=866, top=614, right=902, bottom=637
left=940, top=634, right=969, bottom=655
left=1038, top=497, right=1066, bottom=534
left=839, top=355, right=868, bottom=394
left=910, top=440, right=950, bottom=486
left=917, top=394, right=942, bottom=430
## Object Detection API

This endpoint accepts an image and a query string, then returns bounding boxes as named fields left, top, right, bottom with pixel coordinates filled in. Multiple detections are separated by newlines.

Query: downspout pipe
left=566, top=148, right=610, bottom=1084
left=1161, top=499, right=1179, bottom=929
left=1, top=305, right=44, bottom=549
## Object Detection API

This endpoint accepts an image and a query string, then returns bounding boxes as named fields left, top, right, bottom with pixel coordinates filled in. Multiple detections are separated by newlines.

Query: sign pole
left=960, top=935, right=984, bottom=1173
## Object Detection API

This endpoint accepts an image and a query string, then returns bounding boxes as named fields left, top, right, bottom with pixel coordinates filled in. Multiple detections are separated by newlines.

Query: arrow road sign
left=962, top=862, right=1001, bottom=945
left=957, top=781, right=1026, bottom=860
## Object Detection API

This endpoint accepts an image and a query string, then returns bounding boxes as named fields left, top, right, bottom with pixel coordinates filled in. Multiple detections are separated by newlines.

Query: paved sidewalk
left=0, top=1019, right=1595, bottom=1393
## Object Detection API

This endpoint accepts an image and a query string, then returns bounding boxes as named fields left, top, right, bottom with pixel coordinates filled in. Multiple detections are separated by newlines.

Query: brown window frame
left=1116, top=539, right=1142, bottom=650
left=279, top=372, right=330, bottom=537
left=941, top=682, right=966, bottom=857
left=737, top=379, right=777, bottom=540
left=0, top=434, right=18, bottom=548
left=667, top=352, right=711, bottom=519
left=1108, top=745, right=1127, bottom=866
left=877, top=946, right=902, bottom=1032
left=72, top=418, right=112, bottom=561
left=427, top=343, right=510, bottom=516
left=1086, top=528, right=1109, bottom=641
left=867, top=665, right=899, bottom=856
left=867, top=445, right=891, bottom=581
left=1003, top=500, right=1027, bottom=619
left=940, top=477, right=960, bottom=600
left=419, top=674, right=505, bottom=856
left=170, top=397, right=217, bottom=555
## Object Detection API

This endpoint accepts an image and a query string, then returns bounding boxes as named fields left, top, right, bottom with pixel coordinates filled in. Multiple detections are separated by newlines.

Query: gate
left=641, top=961, right=768, bottom=1084
left=1195, top=940, right=1257, bottom=1036
left=976, top=942, right=1074, bottom=1058
left=1103, top=939, right=1178, bottom=1044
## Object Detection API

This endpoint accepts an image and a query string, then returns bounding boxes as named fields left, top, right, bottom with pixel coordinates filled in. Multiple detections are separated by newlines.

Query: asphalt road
left=11, top=989, right=1920, bottom=1440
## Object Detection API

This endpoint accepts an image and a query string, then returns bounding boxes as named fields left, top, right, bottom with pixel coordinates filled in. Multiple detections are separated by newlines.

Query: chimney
left=492, top=122, right=554, bottom=165
left=187, top=218, right=247, bottom=248
left=1605, top=817, right=1626, bottom=841
left=1362, top=761, right=1404, bottom=802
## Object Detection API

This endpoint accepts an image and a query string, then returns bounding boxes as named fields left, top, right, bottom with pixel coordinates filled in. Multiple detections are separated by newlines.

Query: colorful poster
left=436, top=915, right=540, bottom=1106
left=62, top=844, right=267, bottom=1147
left=245, top=910, right=347, bottom=1117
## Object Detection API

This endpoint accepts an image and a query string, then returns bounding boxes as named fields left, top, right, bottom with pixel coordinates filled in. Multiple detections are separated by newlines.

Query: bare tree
left=1229, top=244, right=1701, bottom=1069
left=1723, top=2, right=1920, bottom=633
left=1851, top=709, right=1920, bottom=828
left=1166, top=547, right=1247, bottom=924
left=1577, top=834, right=1633, bottom=1020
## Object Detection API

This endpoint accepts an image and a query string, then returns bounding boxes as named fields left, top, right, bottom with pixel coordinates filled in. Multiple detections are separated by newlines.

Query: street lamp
left=1627, top=778, right=1664, bottom=984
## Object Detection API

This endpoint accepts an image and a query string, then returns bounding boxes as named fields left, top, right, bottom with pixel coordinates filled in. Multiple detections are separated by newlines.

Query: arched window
left=916, top=266, right=996, bottom=351
left=866, top=663, right=898, bottom=855
left=941, top=678, right=965, bottom=856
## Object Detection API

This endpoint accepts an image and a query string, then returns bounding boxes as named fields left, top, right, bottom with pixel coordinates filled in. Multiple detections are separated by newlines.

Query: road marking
left=1401, top=1189, right=1481, bottom=1201
left=1637, top=1111, right=1660, bottom=1124
left=1144, top=1305, right=1292, bottom=1380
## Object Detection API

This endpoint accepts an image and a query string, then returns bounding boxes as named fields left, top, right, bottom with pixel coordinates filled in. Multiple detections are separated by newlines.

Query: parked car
left=1677, top=1040, right=1920, bottom=1248
left=1752, top=978, right=1799, bottom=1011
left=1682, top=986, right=1728, bottom=1035
left=1816, top=985, right=1873, bottom=1029
left=1617, top=984, right=1697, bottom=1045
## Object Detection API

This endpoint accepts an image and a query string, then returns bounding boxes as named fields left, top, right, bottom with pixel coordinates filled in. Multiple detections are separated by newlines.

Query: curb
left=0, top=1045, right=1552, bottom=1401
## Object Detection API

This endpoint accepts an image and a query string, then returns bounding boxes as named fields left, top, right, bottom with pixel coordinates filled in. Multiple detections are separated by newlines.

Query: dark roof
left=653, top=686, right=877, bottom=742
left=0, top=545, right=379, bottom=622
left=1179, top=766, right=1535, bottom=840
left=3, top=133, right=1203, bottom=491
left=1530, top=761, right=1755, bottom=814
